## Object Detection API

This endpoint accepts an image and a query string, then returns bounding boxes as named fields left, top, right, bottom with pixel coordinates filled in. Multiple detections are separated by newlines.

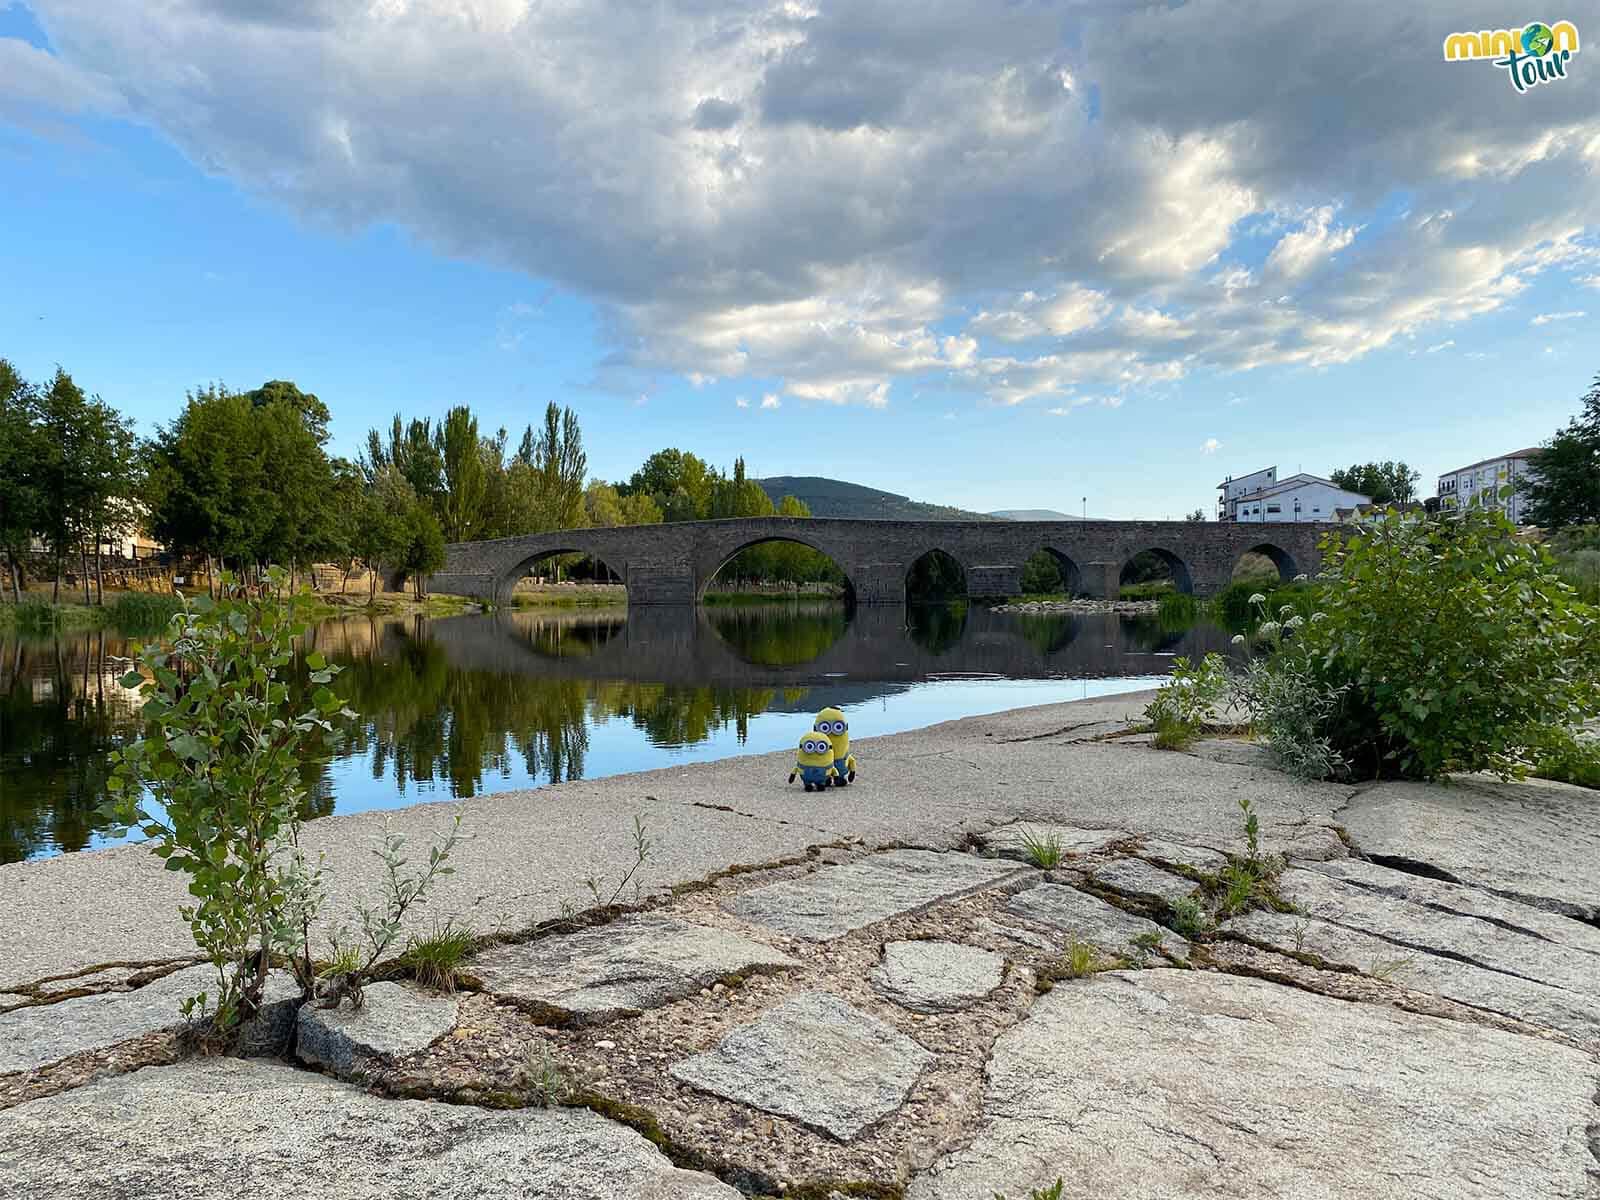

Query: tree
left=1522, top=374, right=1600, bottom=529
left=0, top=361, right=40, bottom=601
left=1185, top=508, right=1207, bottom=522
left=76, top=394, right=141, bottom=604
left=626, top=448, right=713, bottom=521
left=434, top=406, right=487, bottom=542
left=528, top=402, right=588, bottom=531
left=1328, top=461, right=1421, bottom=506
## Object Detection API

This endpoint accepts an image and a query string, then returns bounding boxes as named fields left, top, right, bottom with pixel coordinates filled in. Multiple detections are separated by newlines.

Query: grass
left=1165, top=895, right=1210, bottom=939
left=995, top=1181, right=1064, bottom=1200
left=522, top=1043, right=573, bottom=1108
left=398, top=920, right=475, bottom=992
left=1017, top=827, right=1066, bottom=869
left=105, top=593, right=184, bottom=635
left=1035, top=937, right=1117, bottom=992
left=1118, top=580, right=1176, bottom=600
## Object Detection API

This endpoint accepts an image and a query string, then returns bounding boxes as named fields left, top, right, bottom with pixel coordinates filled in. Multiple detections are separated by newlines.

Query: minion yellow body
left=814, top=706, right=857, bottom=785
left=788, top=733, right=838, bottom=791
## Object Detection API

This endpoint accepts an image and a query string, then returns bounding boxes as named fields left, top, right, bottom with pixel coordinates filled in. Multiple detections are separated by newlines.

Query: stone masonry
left=426, top=516, right=1330, bottom=605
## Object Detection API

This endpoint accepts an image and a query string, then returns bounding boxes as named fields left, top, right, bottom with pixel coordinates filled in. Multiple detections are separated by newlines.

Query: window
left=1312, top=506, right=1321, bottom=513
left=1266, top=504, right=1281, bottom=514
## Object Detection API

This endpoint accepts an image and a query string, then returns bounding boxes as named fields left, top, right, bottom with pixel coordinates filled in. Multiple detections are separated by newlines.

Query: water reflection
left=2, top=603, right=1234, bottom=861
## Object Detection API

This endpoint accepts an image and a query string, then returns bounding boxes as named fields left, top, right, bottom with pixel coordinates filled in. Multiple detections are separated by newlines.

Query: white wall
left=1232, top=480, right=1368, bottom=522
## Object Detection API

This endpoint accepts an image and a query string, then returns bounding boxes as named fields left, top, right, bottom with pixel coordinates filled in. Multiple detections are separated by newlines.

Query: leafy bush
left=1156, top=591, right=1202, bottom=626
left=1144, top=653, right=1229, bottom=750
left=1301, top=507, right=1599, bottom=779
left=1534, top=728, right=1600, bottom=790
left=101, top=570, right=352, bottom=1031
left=1212, top=579, right=1321, bottom=628
left=1233, top=603, right=1350, bottom=780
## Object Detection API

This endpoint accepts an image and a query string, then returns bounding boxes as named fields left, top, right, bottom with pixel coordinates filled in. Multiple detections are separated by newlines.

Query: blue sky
left=2, top=1, right=1596, bottom=518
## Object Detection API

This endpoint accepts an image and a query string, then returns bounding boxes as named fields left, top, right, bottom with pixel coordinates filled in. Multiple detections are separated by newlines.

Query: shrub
left=1558, top=548, right=1600, bottom=605
left=1533, top=728, right=1600, bottom=790
left=1119, top=580, right=1175, bottom=600
left=1156, top=591, right=1202, bottom=627
left=1144, top=652, right=1229, bottom=750
left=1166, top=895, right=1210, bottom=939
left=1301, top=507, right=1599, bottom=780
left=1233, top=647, right=1349, bottom=781
left=100, top=570, right=352, bottom=1031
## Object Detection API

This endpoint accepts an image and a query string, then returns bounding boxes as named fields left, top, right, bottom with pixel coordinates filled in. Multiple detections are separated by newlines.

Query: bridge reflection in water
left=2, top=603, right=1234, bottom=862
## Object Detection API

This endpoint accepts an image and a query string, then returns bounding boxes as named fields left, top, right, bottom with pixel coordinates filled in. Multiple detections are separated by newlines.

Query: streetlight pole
left=1081, top=496, right=1086, bottom=525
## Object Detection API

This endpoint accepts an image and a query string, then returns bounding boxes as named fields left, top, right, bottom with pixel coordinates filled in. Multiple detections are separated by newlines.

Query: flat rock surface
left=1276, top=867, right=1600, bottom=997
left=1310, top=857, right=1600, bottom=956
left=1135, top=837, right=1228, bottom=873
left=1228, top=909, right=1600, bottom=1042
left=669, top=990, right=934, bottom=1140
left=1005, top=883, right=1189, bottom=961
left=0, top=1057, right=740, bottom=1200
left=977, top=823, right=1126, bottom=861
left=296, top=983, right=459, bottom=1076
left=726, top=850, right=1021, bottom=941
left=1340, top=777, right=1600, bottom=920
left=907, top=970, right=1600, bottom=1200
left=0, top=965, right=294, bottom=1076
left=870, top=941, right=1006, bottom=1013
left=470, top=915, right=798, bottom=1022
left=1088, top=857, right=1196, bottom=904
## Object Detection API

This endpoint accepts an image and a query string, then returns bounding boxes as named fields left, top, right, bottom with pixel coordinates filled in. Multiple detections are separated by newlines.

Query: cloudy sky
left=2, top=1, right=1596, bottom=517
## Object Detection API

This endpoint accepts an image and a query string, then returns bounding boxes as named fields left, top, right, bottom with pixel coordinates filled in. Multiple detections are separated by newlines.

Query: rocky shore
left=2, top=693, right=1596, bottom=1199
left=988, top=598, right=1159, bottom=615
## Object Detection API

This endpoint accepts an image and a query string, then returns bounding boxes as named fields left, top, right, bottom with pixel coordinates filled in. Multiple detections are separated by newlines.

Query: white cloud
left=760, top=392, right=781, bottom=409
left=1226, top=395, right=1246, bottom=406
left=1578, top=274, right=1600, bottom=290
left=1201, top=437, right=1222, bottom=455
left=1425, top=339, right=1454, bottom=353
left=734, top=396, right=750, bottom=408
left=1531, top=310, right=1587, bottom=325
left=14, top=0, right=1600, bottom=405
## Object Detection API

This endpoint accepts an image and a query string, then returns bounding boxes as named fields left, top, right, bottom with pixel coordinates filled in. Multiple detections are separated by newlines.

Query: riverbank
left=3, top=692, right=1596, bottom=1198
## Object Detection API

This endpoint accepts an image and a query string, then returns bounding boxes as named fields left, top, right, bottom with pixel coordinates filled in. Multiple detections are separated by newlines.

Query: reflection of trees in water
left=0, top=632, right=141, bottom=862
left=706, top=603, right=849, bottom=667
left=333, top=626, right=592, bottom=798
left=1013, top=612, right=1082, bottom=656
left=509, top=613, right=627, bottom=659
left=906, top=602, right=968, bottom=654
left=589, top=682, right=779, bottom=747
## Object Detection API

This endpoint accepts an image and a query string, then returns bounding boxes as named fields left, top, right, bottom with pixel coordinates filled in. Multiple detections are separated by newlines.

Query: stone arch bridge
left=427, top=518, right=1330, bottom=606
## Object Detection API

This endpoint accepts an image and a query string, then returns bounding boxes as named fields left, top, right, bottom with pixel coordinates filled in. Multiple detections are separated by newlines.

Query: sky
left=1, top=1, right=1596, bottom=520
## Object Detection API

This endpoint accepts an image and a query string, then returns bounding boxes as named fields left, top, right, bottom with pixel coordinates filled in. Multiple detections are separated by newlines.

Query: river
left=0, top=602, right=1236, bottom=862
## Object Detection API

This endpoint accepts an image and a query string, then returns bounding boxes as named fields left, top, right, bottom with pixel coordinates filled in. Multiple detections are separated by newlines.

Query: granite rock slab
left=977, top=823, right=1127, bottom=861
left=1227, top=909, right=1600, bottom=1042
left=907, top=971, right=1600, bottom=1200
left=871, top=941, right=1006, bottom=1013
left=1005, top=883, right=1190, bottom=961
left=0, top=1057, right=741, bottom=1200
left=1088, top=857, right=1197, bottom=905
left=1339, top=777, right=1600, bottom=920
left=726, top=850, right=1021, bottom=941
left=296, top=982, right=460, bottom=1077
left=0, top=965, right=297, bottom=1075
left=1275, top=867, right=1600, bottom=997
left=669, top=991, right=934, bottom=1140
left=469, top=915, right=798, bottom=1023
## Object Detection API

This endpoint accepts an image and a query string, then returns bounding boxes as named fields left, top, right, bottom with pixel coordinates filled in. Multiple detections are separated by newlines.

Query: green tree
left=529, top=402, right=588, bottom=531
left=251, top=384, right=338, bottom=586
left=1522, top=374, right=1600, bottom=530
left=1328, top=461, right=1421, bottom=506
left=76, top=392, right=141, bottom=604
left=1185, top=508, right=1207, bottom=522
left=365, top=415, right=443, bottom=506
left=434, top=406, right=487, bottom=542
left=0, top=361, right=41, bottom=601
left=626, top=448, right=713, bottom=521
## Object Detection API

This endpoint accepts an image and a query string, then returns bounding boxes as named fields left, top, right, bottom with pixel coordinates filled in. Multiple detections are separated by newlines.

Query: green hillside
left=755, top=476, right=998, bottom=522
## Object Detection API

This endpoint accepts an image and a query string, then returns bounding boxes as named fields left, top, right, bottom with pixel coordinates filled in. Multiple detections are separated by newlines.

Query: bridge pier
left=630, top=561, right=698, bottom=606
left=1082, top=561, right=1120, bottom=601
left=845, top=561, right=909, bottom=605
left=967, top=564, right=1023, bottom=597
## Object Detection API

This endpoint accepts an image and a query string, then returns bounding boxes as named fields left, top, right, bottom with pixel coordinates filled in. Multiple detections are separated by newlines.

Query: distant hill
left=990, top=508, right=1076, bottom=521
left=756, top=476, right=999, bottom=522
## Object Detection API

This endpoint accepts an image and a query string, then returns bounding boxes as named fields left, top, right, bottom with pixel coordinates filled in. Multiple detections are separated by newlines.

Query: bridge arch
left=1234, top=541, right=1300, bottom=583
left=1025, top=547, right=1085, bottom=597
left=499, top=545, right=624, bottom=599
left=905, top=548, right=968, bottom=604
left=1119, top=546, right=1195, bottom=594
left=696, top=535, right=855, bottom=604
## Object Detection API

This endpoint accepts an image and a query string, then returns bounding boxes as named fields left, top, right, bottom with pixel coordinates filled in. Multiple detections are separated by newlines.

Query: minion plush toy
left=789, top=734, right=837, bottom=792
left=814, top=706, right=857, bottom=786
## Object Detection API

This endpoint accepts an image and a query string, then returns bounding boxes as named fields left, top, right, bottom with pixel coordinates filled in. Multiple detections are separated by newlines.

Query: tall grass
left=1557, top=549, right=1600, bottom=604
left=107, top=593, right=184, bottom=635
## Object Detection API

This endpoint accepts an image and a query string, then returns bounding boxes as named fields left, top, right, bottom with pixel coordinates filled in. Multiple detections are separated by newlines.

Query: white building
left=1217, top=467, right=1368, bottom=523
left=1436, top=449, right=1542, bottom=524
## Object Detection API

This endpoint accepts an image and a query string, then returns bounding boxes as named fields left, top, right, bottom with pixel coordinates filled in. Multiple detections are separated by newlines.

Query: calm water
left=0, top=603, right=1234, bottom=862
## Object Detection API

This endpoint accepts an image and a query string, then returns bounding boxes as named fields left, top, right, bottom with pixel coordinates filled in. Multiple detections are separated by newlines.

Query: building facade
left=1436, top=449, right=1542, bottom=524
left=1217, top=468, right=1369, bottom=523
